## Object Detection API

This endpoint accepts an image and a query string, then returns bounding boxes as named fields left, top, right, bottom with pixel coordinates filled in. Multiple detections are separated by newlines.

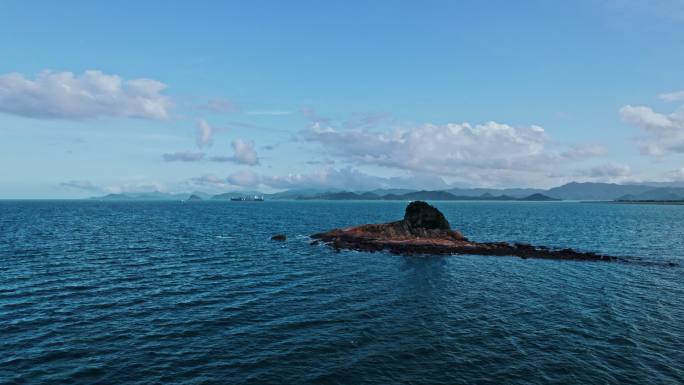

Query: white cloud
left=231, top=139, right=259, bottom=165
left=303, top=121, right=585, bottom=186
left=576, top=163, right=632, bottom=181
left=227, top=169, right=261, bottom=186
left=163, top=151, right=205, bottom=162
left=619, top=105, right=678, bottom=131
left=667, top=167, right=684, bottom=180
left=185, top=174, right=234, bottom=192
left=561, top=144, right=607, bottom=160
left=60, top=179, right=173, bottom=195
left=263, top=168, right=384, bottom=190
left=104, top=180, right=168, bottom=194
left=223, top=167, right=450, bottom=191
left=210, top=139, right=259, bottom=165
left=196, top=119, right=215, bottom=148
left=619, top=103, right=684, bottom=156
left=191, top=174, right=225, bottom=185
left=659, top=90, right=684, bottom=102
left=0, top=70, right=172, bottom=120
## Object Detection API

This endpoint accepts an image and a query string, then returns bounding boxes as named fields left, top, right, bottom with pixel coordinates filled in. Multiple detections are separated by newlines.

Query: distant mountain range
left=545, top=182, right=653, bottom=200
left=617, top=187, right=684, bottom=201
left=88, top=182, right=684, bottom=202
left=296, top=190, right=558, bottom=201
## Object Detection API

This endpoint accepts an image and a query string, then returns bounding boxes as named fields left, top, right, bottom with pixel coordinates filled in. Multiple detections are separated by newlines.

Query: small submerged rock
left=311, top=201, right=621, bottom=262
left=271, top=234, right=287, bottom=241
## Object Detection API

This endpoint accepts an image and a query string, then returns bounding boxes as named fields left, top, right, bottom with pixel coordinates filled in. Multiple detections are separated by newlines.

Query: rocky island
left=186, top=194, right=203, bottom=201
left=311, top=201, right=619, bottom=262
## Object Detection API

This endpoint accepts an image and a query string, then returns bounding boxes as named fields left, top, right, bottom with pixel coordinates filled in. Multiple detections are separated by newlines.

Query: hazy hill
left=618, top=187, right=684, bottom=201
left=447, top=187, right=544, bottom=198
left=189, top=191, right=212, bottom=200
left=518, top=193, right=560, bottom=201
left=300, top=191, right=381, bottom=200
left=304, top=190, right=532, bottom=201
left=388, top=190, right=459, bottom=200
left=86, top=182, right=684, bottom=202
left=95, top=193, right=131, bottom=200
left=267, top=189, right=341, bottom=200
left=545, top=182, right=653, bottom=200
left=368, top=188, right=417, bottom=196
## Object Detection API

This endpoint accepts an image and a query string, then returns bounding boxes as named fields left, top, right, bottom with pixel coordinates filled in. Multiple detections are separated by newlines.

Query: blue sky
left=1, top=0, right=683, bottom=198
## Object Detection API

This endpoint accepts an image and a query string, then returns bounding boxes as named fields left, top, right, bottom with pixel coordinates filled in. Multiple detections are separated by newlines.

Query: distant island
left=185, top=194, right=203, bottom=201
left=87, top=181, right=684, bottom=203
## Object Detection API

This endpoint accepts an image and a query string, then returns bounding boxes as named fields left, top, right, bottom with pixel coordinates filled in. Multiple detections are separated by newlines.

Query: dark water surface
left=1, top=200, right=682, bottom=384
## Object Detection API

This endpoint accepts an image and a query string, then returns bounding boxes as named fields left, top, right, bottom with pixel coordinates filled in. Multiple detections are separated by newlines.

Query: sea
left=0, top=200, right=682, bottom=384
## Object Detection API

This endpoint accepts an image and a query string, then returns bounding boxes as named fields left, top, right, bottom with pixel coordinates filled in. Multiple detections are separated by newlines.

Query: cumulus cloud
left=185, top=174, right=234, bottom=192
left=666, top=167, right=684, bottom=181
left=304, top=121, right=574, bottom=186
left=227, top=169, right=262, bottom=187
left=306, top=121, right=550, bottom=171
left=659, top=90, right=684, bottom=102
left=191, top=170, right=252, bottom=189
left=223, top=167, right=450, bottom=191
left=104, top=181, right=168, bottom=194
left=619, top=103, right=684, bottom=156
left=577, top=163, right=632, bottom=181
left=262, top=168, right=387, bottom=190
left=163, top=151, right=205, bottom=162
left=0, top=70, right=172, bottom=120
left=196, top=119, right=215, bottom=148
left=210, top=139, right=259, bottom=165
left=231, top=139, right=259, bottom=165
left=561, top=144, right=607, bottom=160
left=619, top=105, right=678, bottom=131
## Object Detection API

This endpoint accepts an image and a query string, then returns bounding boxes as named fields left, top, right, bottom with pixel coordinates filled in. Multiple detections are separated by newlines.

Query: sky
left=1, top=0, right=684, bottom=198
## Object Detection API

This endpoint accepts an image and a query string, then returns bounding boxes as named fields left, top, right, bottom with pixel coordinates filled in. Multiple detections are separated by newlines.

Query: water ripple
left=0, top=200, right=683, bottom=384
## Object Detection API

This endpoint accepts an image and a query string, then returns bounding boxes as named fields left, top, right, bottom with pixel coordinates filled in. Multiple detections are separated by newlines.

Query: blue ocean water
left=0, top=200, right=682, bottom=384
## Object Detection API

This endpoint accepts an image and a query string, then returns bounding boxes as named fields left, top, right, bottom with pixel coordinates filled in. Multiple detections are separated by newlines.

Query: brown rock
left=311, top=201, right=620, bottom=262
left=404, top=200, right=451, bottom=231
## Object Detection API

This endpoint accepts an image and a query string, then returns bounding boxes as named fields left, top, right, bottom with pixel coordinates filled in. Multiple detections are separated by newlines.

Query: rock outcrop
left=404, top=201, right=451, bottom=231
left=311, top=201, right=619, bottom=262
